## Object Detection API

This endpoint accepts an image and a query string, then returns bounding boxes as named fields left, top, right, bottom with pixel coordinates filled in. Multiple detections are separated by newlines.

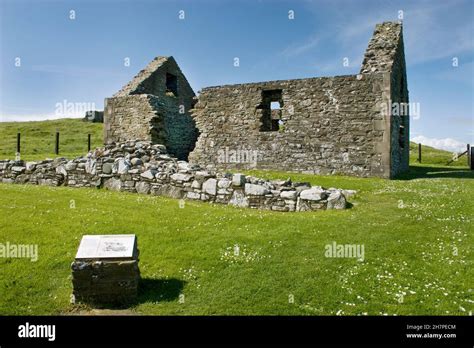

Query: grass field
left=0, top=118, right=103, bottom=161
left=0, top=119, right=472, bottom=315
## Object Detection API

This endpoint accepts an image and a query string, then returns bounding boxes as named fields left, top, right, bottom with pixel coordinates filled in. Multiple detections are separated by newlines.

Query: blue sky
left=0, top=0, right=473, bottom=151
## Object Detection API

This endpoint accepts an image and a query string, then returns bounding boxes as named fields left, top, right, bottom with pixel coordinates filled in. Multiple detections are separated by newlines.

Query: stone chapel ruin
left=104, top=21, right=409, bottom=179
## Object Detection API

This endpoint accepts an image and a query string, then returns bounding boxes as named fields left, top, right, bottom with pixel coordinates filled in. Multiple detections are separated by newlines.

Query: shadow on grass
left=137, top=277, right=186, bottom=303
left=396, top=165, right=474, bottom=180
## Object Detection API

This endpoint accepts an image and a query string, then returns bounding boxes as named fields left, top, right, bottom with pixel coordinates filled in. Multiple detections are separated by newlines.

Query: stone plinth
left=72, top=234, right=140, bottom=305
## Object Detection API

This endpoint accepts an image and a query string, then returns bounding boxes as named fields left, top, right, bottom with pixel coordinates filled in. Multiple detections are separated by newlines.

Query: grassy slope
left=0, top=119, right=472, bottom=315
left=0, top=118, right=103, bottom=161
left=409, top=142, right=469, bottom=167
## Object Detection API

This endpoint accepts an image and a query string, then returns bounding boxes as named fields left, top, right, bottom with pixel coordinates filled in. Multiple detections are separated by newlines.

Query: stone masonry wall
left=389, top=27, right=410, bottom=177
left=103, top=95, right=164, bottom=144
left=104, top=57, right=198, bottom=161
left=360, top=21, right=410, bottom=177
left=0, top=141, right=355, bottom=213
left=189, top=73, right=391, bottom=177
left=189, top=21, right=408, bottom=179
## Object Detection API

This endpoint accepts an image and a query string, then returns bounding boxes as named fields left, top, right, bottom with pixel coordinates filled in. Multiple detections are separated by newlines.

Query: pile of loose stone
left=0, top=140, right=355, bottom=212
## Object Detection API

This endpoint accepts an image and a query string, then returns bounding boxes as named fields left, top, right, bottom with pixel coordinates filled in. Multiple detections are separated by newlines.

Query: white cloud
left=411, top=135, right=467, bottom=153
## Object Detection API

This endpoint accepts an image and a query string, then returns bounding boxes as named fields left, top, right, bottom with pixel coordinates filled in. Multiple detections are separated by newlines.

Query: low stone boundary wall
left=0, top=141, right=355, bottom=212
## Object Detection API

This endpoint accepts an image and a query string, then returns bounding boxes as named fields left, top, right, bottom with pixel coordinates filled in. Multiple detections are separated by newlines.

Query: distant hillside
left=409, top=142, right=468, bottom=167
left=0, top=118, right=103, bottom=161
left=0, top=118, right=469, bottom=167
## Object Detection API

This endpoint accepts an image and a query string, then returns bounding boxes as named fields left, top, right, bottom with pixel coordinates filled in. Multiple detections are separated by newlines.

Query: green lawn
left=0, top=119, right=473, bottom=315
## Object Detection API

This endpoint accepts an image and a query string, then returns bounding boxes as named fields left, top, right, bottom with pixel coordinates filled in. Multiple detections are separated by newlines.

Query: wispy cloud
left=30, top=65, right=127, bottom=78
left=281, top=35, right=321, bottom=58
left=295, top=0, right=473, bottom=68
left=411, top=135, right=467, bottom=153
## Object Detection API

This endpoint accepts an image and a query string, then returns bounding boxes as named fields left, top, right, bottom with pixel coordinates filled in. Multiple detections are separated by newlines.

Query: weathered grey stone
left=114, top=158, right=130, bottom=174
left=177, top=161, right=191, bottom=172
left=102, top=163, right=113, bottom=174
left=135, top=181, right=150, bottom=194
left=85, top=159, right=96, bottom=175
left=191, top=180, right=201, bottom=189
left=15, top=174, right=29, bottom=184
left=228, top=190, right=249, bottom=208
left=245, top=183, right=269, bottom=196
left=65, top=161, right=76, bottom=171
left=170, top=173, right=193, bottom=182
left=25, top=162, right=37, bottom=171
left=195, top=170, right=213, bottom=181
left=131, top=158, right=143, bottom=166
left=202, top=178, right=217, bottom=195
left=11, top=166, right=25, bottom=173
left=104, top=178, right=121, bottom=191
left=140, top=169, right=156, bottom=180
left=186, top=191, right=201, bottom=200
left=280, top=190, right=297, bottom=200
left=157, top=185, right=184, bottom=199
left=217, top=178, right=231, bottom=189
left=327, top=191, right=347, bottom=210
left=56, top=165, right=67, bottom=177
left=300, top=187, right=327, bottom=201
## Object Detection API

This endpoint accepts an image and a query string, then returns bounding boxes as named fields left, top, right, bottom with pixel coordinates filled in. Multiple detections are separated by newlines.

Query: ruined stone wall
left=103, top=22, right=409, bottom=179
left=104, top=95, right=163, bottom=144
left=0, top=141, right=355, bottom=213
left=388, top=30, right=410, bottom=177
left=360, top=21, right=409, bottom=177
left=104, top=57, right=198, bottom=160
left=188, top=21, right=408, bottom=179
left=360, top=22, right=401, bottom=74
left=189, top=74, right=391, bottom=177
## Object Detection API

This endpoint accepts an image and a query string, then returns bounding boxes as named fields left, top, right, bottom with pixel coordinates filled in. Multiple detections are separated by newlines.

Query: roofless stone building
left=103, top=56, right=197, bottom=160
left=104, top=21, right=409, bottom=178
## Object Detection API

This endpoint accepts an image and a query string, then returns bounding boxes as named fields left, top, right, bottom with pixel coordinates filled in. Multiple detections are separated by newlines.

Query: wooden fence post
left=467, top=144, right=470, bottom=167
left=418, top=143, right=422, bottom=163
left=470, top=146, right=474, bottom=170
left=88, top=134, right=91, bottom=152
left=16, top=133, right=20, bottom=154
left=55, top=132, right=59, bottom=155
